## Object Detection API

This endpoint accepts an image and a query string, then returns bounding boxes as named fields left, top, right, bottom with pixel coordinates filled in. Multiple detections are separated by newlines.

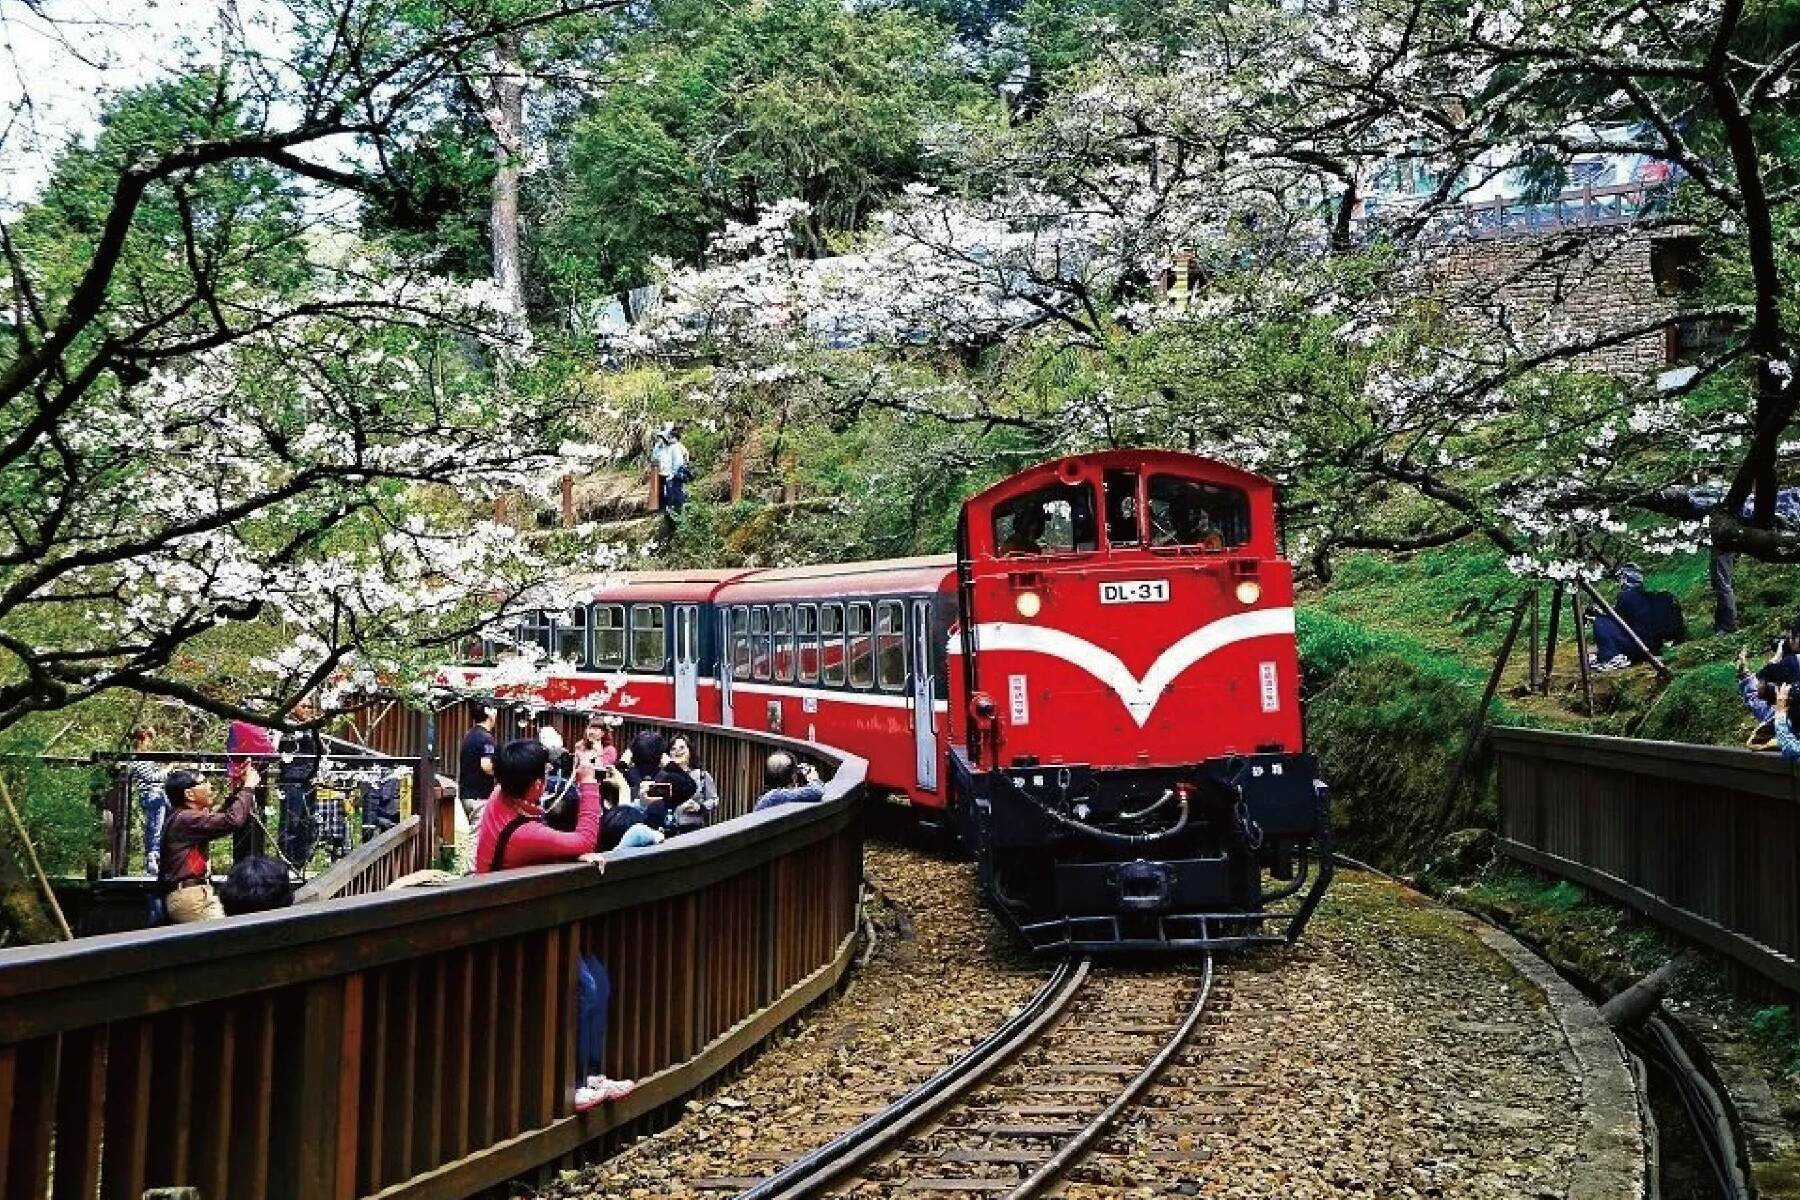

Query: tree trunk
left=486, top=34, right=527, bottom=313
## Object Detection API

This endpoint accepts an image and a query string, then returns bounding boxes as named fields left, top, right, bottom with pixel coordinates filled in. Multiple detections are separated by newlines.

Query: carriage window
left=797, top=604, right=820, bottom=682
left=820, top=603, right=846, bottom=686
left=991, top=482, right=1098, bottom=556
left=847, top=602, right=874, bottom=689
left=554, top=607, right=589, bottom=666
left=751, top=606, right=772, bottom=680
left=630, top=605, right=667, bottom=670
left=730, top=605, right=751, bottom=680
left=592, top=604, right=626, bottom=668
left=876, top=601, right=906, bottom=691
left=1148, top=475, right=1251, bottom=549
left=519, top=611, right=555, bottom=656
left=773, top=605, right=794, bottom=682
left=461, top=633, right=493, bottom=665
left=1103, top=468, right=1141, bottom=548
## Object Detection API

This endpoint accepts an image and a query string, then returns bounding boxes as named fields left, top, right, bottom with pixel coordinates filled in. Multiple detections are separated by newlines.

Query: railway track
left=727, top=956, right=1219, bottom=1199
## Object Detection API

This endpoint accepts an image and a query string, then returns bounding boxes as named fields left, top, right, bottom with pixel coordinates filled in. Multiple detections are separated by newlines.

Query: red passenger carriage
left=449, top=450, right=1332, bottom=952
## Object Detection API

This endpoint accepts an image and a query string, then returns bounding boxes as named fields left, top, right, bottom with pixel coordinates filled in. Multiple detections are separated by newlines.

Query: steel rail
left=736, top=957, right=1091, bottom=1200
left=1005, top=953, right=1215, bottom=1198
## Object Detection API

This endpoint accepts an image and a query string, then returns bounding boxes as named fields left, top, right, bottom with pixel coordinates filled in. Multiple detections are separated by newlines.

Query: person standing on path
left=459, top=704, right=499, bottom=821
left=159, top=765, right=259, bottom=923
left=124, top=725, right=166, bottom=875
left=278, top=696, right=325, bottom=865
left=652, top=425, right=691, bottom=514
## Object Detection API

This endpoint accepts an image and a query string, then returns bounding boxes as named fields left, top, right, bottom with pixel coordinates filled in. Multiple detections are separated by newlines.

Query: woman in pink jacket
left=473, top=738, right=634, bottom=1110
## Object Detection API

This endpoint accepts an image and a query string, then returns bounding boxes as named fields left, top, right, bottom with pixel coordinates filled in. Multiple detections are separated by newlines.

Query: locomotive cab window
left=773, top=604, right=795, bottom=681
left=876, top=600, right=906, bottom=691
left=1148, top=475, right=1250, bottom=550
left=847, top=602, right=874, bottom=689
left=1103, top=468, right=1142, bottom=548
left=592, top=604, right=626, bottom=668
left=820, top=603, right=846, bottom=686
left=554, top=607, right=589, bottom=666
left=992, top=482, right=1098, bottom=556
left=797, top=604, right=820, bottom=682
left=630, top=605, right=667, bottom=671
left=730, top=605, right=751, bottom=680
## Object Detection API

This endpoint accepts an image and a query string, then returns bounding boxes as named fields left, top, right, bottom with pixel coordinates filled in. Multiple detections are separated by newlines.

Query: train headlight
left=1234, top=580, right=1262, bottom=605
left=1015, top=590, right=1043, bottom=618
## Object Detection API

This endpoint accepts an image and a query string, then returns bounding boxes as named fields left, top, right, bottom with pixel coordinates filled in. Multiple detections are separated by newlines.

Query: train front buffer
left=960, top=751, right=1333, bottom=954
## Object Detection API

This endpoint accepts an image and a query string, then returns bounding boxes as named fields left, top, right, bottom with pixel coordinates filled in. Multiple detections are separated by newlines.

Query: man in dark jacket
left=160, top=765, right=259, bottom=923
left=278, top=697, right=325, bottom=864
left=1592, top=563, right=1684, bottom=671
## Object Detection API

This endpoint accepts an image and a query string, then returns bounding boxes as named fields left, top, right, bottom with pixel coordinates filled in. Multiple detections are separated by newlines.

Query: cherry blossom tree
left=617, top=0, right=1796, bottom=592
left=0, top=0, right=622, bottom=737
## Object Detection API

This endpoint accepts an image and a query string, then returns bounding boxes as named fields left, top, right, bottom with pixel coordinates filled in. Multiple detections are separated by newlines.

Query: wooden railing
left=77, top=745, right=439, bottom=884
left=294, top=816, right=433, bottom=902
left=373, top=696, right=834, bottom=825
left=1492, top=727, right=1800, bottom=995
left=0, top=730, right=866, bottom=1200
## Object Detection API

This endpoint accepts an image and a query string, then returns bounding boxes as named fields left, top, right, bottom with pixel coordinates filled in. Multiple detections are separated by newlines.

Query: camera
left=642, top=781, right=673, bottom=804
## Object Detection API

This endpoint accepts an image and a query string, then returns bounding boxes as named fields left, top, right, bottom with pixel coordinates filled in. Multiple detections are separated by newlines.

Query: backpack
left=1642, top=590, right=1686, bottom=650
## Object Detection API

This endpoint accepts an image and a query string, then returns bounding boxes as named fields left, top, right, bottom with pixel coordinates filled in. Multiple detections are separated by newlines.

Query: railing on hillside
left=372, top=697, right=822, bottom=825
left=0, top=727, right=866, bottom=1200
left=1363, top=181, right=1674, bottom=241
left=1492, top=727, right=1800, bottom=995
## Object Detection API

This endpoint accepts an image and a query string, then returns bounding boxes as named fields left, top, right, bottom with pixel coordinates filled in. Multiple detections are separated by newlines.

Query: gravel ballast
left=555, top=851, right=1637, bottom=1199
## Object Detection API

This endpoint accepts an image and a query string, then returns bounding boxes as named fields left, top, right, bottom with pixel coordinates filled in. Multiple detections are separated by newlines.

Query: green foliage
left=1638, top=661, right=1749, bottom=746
left=1297, top=608, right=1417, bottom=687
left=1306, top=642, right=1499, bottom=866
left=542, top=0, right=993, bottom=296
left=0, top=735, right=104, bottom=878
left=361, top=113, right=496, bottom=278
left=13, top=70, right=308, bottom=318
left=1540, top=879, right=1587, bottom=911
left=1750, top=1006, right=1800, bottom=1077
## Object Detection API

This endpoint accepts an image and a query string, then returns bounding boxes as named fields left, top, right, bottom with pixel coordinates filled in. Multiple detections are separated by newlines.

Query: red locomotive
left=450, top=449, right=1332, bottom=951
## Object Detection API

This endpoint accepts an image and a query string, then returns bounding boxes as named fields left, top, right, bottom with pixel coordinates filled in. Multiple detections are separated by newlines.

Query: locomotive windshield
left=993, top=482, right=1098, bottom=555
left=1147, top=475, right=1250, bottom=549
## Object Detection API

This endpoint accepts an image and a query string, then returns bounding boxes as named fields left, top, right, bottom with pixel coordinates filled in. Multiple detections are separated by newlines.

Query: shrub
left=1637, top=661, right=1748, bottom=746
left=1307, top=646, right=1500, bottom=867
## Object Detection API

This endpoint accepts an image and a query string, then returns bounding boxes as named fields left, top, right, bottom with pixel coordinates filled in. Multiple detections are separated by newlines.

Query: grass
left=1306, top=540, right=1800, bottom=749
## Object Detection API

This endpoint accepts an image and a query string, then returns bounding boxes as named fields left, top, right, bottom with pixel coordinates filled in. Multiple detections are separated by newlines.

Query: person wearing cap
left=1589, top=562, right=1658, bottom=672
left=159, top=765, right=261, bottom=923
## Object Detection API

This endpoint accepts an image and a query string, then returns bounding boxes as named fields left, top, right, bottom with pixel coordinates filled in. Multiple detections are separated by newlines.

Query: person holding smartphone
left=472, top=740, right=606, bottom=872
left=600, top=765, right=666, bottom=851
left=752, top=752, right=824, bottom=812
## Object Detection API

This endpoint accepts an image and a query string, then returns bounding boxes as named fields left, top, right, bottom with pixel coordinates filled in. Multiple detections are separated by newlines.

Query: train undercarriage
left=950, top=750, right=1334, bottom=954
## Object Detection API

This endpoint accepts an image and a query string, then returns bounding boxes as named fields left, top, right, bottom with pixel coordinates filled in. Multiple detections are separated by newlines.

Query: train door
left=717, top=608, right=736, bottom=727
left=673, top=604, right=700, bottom=723
left=911, top=598, right=938, bottom=791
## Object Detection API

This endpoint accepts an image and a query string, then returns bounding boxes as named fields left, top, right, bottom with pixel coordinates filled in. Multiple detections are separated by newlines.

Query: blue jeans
left=141, top=791, right=167, bottom=876
left=576, top=956, right=611, bottom=1080
left=618, top=823, right=662, bottom=848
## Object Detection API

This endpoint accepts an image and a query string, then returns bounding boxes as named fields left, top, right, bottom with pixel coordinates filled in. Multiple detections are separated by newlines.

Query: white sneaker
left=576, top=1076, right=636, bottom=1110
left=1596, top=654, right=1632, bottom=672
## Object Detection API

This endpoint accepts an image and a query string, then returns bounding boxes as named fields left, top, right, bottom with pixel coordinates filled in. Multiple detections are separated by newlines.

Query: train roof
left=964, top=449, right=1276, bottom=510
left=574, top=567, right=753, bottom=603
left=714, top=554, right=957, bottom=601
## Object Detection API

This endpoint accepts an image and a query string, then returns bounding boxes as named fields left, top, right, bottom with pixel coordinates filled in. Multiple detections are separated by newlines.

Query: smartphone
left=642, top=781, right=673, bottom=803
